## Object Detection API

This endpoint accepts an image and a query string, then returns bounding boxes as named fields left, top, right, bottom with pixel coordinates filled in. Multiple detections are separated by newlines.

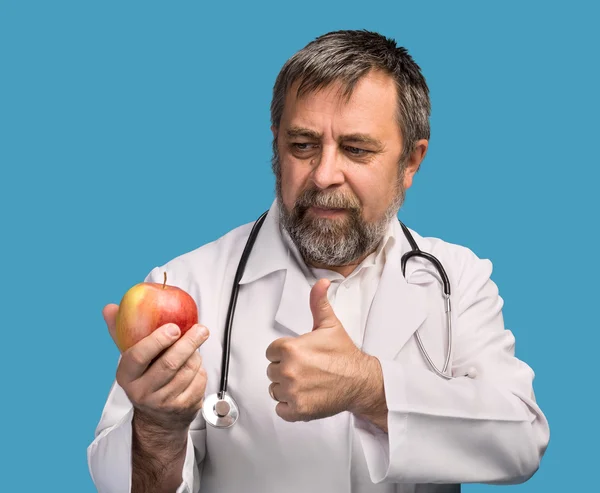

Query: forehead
left=280, top=70, right=400, bottom=138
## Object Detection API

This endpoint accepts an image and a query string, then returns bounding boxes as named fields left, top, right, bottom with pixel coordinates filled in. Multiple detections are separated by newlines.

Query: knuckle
left=127, top=349, right=146, bottom=368
left=190, top=351, right=202, bottom=366
left=183, top=355, right=201, bottom=374
left=160, top=356, right=180, bottom=373
left=127, top=387, right=144, bottom=407
left=280, top=339, right=293, bottom=353
left=153, top=332, right=172, bottom=354
left=281, top=340, right=299, bottom=359
left=280, top=364, right=297, bottom=381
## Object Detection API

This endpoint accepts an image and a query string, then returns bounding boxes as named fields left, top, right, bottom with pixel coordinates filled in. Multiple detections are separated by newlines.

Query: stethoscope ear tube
left=399, top=222, right=451, bottom=296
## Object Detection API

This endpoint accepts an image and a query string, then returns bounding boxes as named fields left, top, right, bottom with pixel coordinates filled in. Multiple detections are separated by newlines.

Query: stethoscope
left=202, top=210, right=476, bottom=429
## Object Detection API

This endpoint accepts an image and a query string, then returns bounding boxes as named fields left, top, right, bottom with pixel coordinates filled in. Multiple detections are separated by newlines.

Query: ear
left=271, top=125, right=278, bottom=140
left=403, top=139, right=428, bottom=190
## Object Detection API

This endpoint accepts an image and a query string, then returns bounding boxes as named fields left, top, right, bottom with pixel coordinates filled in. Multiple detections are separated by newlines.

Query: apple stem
left=163, top=271, right=167, bottom=289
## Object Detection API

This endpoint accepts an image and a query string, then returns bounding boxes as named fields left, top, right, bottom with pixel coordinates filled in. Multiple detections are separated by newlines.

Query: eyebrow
left=285, top=126, right=385, bottom=150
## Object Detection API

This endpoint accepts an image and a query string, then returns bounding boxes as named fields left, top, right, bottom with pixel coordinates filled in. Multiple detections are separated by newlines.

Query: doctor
left=88, top=30, right=550, bottom=493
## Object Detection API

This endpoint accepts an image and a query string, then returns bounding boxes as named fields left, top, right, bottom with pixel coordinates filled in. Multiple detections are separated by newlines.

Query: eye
left=344, top=146, right=370, bottom=156
left=291, top=143, right=317, bottom=152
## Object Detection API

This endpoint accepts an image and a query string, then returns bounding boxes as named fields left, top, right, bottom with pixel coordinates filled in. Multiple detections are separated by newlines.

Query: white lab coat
left=87, top=199, right=549, bottom=493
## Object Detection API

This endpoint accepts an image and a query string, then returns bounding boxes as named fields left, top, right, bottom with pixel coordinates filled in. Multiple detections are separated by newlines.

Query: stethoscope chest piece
left=202, top=392, right=239, bottom=428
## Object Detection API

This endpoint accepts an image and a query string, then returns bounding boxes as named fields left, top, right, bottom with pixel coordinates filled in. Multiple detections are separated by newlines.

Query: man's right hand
left=102, top=303, right=210, bottom=432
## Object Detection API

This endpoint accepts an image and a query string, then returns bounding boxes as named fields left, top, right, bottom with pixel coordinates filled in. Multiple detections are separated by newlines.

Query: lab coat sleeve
left=354, top=250, right=550, bottom=485
left=87, top=269, right=206, bottom=493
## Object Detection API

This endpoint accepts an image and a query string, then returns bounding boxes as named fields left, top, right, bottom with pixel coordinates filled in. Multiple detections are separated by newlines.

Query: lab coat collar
left=238, top=199, right=429, bottom=360
left=238, top=199, right=290, bottom=286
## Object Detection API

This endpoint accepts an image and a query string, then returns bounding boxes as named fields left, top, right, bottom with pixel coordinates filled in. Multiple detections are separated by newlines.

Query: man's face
left=272, top=70, right=418, bottom=268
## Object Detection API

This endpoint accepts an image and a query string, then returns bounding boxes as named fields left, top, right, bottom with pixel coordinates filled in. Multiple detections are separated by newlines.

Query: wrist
left=131, top=410, right=189, bottom=493
left=348, top=354, right=387, bottom=422
left=133, top=408, right=189, bottom=448
left=348, top=353, right=380, bottom=414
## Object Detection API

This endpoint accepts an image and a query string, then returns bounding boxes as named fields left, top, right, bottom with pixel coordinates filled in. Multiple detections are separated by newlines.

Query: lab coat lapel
left=362, top=221, right=428, bottom=362
left=274, top=260, right=314, bottom=337
left=238, top=199, right=314, bottom=337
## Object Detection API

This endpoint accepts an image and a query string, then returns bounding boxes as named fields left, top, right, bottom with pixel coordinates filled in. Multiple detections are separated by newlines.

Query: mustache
left=294, top=188, right=361, bottom=211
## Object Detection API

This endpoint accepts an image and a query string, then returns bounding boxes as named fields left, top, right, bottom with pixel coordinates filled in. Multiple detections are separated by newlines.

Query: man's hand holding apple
left=104, top=275, right=209, bottom=432
left=103, top=299, right=209, bottom=493
left=104, top=303, right=209, bottom=431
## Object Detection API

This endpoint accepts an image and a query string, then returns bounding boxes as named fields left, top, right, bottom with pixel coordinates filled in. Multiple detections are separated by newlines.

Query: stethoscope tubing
left=218, top=211, right=269, bottom=398
left=399, top=221, right=453, bottom=379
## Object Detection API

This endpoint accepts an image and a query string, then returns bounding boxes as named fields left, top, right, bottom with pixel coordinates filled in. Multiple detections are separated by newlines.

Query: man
left=88, top=30, right=550, bottom=493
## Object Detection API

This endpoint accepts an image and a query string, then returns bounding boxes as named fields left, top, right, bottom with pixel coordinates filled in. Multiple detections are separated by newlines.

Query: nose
left=310, top=145, right=345, bottom=190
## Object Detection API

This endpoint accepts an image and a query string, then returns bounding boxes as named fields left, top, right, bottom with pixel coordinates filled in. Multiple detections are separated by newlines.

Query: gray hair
left=270, top=29, right=431, bottom=166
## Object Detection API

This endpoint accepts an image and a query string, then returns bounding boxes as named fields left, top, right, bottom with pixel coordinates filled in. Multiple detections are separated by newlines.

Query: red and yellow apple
left=115, top=272, right=198, bottom=352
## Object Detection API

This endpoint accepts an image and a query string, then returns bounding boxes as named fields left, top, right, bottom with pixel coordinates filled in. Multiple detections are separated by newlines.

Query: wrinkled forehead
left=279, top=71, right=401, bottom=137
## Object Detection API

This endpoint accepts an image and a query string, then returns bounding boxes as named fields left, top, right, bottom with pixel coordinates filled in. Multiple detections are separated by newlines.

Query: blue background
left=1, top=0, right=598, bottom=491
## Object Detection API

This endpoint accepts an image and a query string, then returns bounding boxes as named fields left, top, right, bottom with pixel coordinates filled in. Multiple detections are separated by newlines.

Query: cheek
left=351, top=173, right=397, bottom=217
left=279, top=160, right=306, bottom=208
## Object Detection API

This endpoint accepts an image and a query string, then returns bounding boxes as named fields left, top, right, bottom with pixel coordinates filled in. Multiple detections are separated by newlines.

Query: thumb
left=103, top=304, right=120, bottom=351
left=310, top=278, right=338, bottom=330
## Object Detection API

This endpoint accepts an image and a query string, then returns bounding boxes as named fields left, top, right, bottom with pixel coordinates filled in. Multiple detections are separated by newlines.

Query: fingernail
left=166, top=324, right=180, bottom=337
left=196, top=325, right=208, bottom=338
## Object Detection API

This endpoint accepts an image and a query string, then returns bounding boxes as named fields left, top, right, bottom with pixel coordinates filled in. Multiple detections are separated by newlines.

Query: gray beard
left=273, top=154, right=406, bottom=267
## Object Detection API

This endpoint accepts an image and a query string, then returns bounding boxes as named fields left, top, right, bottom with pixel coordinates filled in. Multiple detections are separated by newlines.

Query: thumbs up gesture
left=265, top=279, right=377, bottom=423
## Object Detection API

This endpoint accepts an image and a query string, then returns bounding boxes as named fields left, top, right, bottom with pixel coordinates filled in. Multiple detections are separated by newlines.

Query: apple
left=115, top=271, right=198, bottom=352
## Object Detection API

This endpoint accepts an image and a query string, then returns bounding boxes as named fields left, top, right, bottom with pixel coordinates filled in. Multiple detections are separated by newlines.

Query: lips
left=309, top=206, right=348, bottom=217
left=312, top=207, right=345, bottom=212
